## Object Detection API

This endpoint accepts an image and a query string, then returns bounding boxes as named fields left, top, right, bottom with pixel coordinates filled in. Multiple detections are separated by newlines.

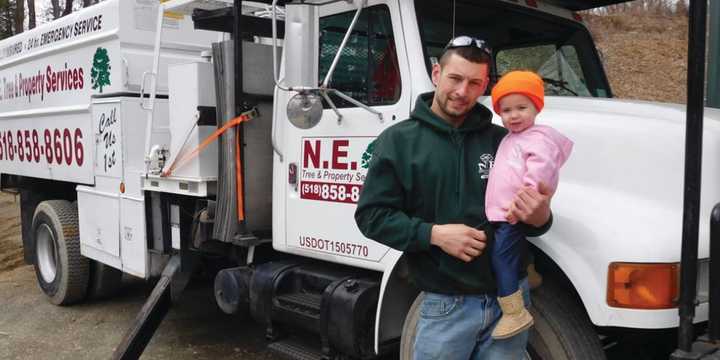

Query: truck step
left=276, top=292, right=322, bottom=316
left=268, top=338, right=325, bottom=360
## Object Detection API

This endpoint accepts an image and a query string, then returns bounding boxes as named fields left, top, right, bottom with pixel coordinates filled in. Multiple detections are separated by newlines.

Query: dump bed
left=0, top=0, right=217, bottom=184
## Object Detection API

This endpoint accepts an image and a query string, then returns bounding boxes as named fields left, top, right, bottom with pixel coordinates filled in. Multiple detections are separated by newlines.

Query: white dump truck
left=0, top=0, right=716, bottom=359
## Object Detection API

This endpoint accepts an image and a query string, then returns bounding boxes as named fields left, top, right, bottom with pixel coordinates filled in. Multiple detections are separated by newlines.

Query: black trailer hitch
left=110, top=254, right=196, bottom=360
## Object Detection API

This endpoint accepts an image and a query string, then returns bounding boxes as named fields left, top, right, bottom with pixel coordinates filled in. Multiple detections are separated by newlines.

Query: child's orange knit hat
left=491, top=71, right=545, bottom=114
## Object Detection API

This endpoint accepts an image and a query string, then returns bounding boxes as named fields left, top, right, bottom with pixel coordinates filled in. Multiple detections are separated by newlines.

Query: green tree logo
left=91, top=47, right=111, bottom=93
left=361, top=140, right=376, bottom=169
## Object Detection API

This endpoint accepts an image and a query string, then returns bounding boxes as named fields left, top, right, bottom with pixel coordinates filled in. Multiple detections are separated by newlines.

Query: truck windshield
left=415, top=0, right=612, bottom=98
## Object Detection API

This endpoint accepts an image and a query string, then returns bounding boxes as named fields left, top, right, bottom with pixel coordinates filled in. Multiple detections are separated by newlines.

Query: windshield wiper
left=542, top=77, right=578, bottom=96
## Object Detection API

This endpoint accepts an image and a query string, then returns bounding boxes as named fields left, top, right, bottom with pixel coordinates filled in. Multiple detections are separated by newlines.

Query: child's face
left=498, top=94, right=537, bottom=133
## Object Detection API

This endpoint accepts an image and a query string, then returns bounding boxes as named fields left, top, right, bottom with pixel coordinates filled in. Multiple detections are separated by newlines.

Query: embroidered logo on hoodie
left=361, top=140, right=376, bottom=169
left=477, top=153, right=495, bottom=179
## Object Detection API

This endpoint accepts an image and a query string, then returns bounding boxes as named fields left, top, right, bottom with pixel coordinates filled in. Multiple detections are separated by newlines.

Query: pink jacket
left=485, top=125, right=573, bottom=222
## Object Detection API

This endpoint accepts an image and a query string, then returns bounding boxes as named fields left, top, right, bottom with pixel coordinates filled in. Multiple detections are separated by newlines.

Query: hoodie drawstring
left=450, top=130, right=465, bottom=201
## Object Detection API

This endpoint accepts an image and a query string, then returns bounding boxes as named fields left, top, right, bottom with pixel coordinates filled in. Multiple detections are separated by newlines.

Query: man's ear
left=431, top=63, right=441, bottom=87
left=482, top=64, right=491, bottom=92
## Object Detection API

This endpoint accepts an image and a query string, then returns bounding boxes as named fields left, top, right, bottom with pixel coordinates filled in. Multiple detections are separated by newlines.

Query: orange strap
left=162, top=110, right=256, bottom=221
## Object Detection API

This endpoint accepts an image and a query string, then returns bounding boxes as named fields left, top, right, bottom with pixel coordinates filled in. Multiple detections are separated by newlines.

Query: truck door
left=282, top=0, right=412, bottom=269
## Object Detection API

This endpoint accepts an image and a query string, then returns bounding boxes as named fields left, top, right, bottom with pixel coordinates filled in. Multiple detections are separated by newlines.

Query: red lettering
left=303, top=140, right=321, bottom=168
left=332, top=140, right=349, bottom=170
left=78, top=68, right=84, bottom=88
left=45, top=66, right=52, bottom=92
left=62, top=68, right=68, bottom=90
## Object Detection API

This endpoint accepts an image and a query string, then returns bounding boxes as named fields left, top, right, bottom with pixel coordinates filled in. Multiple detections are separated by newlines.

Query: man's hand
left=430, top=224, right=487, bottom=262
left=506, top=182, right=552, bottom=227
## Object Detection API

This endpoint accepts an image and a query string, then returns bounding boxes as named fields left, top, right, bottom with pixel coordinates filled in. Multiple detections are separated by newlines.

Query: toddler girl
left=486, top=70, right=573, bottom=339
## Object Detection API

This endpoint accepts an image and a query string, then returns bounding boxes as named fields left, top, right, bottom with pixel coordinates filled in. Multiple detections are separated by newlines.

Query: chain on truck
left=1, top=0, right=719, bottom=359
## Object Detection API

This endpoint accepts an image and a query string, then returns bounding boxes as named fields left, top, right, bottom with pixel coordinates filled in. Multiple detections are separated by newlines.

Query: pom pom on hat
left=491, top=71, right=545, bottom=114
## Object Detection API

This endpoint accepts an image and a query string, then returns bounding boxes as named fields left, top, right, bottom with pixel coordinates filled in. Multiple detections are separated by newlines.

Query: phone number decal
left=0, top=127, right=85, bottom=166
left=300, top=181, right=362, bottom=204
left=298, top=235, right=370, bottom=258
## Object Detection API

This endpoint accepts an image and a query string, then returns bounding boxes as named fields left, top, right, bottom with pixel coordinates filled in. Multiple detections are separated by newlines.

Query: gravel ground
left=0, top=265, right=281, bottom=360
left=0, top=193, right=23, bottom=273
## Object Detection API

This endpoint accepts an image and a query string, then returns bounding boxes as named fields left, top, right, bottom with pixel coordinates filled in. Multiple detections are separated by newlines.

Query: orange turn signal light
left=607, top=262, right=679, bottom=309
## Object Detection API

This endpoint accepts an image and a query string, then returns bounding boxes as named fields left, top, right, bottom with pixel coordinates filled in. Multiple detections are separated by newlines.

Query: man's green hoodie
left=354, top=92, right=550, bottom=295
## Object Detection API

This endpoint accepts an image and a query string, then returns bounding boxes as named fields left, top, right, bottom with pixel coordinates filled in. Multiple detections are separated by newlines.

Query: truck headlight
left=607, top=262, right=679, bottom=309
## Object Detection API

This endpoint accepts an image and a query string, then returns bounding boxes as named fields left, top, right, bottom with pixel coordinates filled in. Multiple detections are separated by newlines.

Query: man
left=354, top=36, right=552, bottom=359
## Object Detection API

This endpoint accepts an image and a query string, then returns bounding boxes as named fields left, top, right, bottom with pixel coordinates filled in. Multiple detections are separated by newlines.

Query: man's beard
left=439, top=93, right=473, bottom=121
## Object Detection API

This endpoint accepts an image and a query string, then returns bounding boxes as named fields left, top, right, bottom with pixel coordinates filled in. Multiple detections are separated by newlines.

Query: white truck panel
left=167, top=61, right=218, bottom=180
left=0, top=110, right=93, bottom=184
left=120, top=195, right=148, bottom=278
left=0, top=0, right=215, bottom=184
left=0, top=40, right=122, bottom=113
left=77, top=98, right=168, bottom=279
left=77, top=186, right=121, bottom=260
left=274, top=0, right=413, bottom=272
left=94, top=104, right=123, bottom=178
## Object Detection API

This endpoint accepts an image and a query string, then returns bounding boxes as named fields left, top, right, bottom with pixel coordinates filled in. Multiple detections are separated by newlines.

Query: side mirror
left=283, top=3, right=319, bottom=89
left=287, top=93, right=323, bottom=129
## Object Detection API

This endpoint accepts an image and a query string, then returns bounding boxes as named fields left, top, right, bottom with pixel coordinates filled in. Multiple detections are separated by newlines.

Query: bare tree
left=0, top=0, right=15, bottom=39
left=62, top=0, right=73, bottom=16
left=591, top=0, right=683, bottom=16
left=675, top=0, right=688, bottom=16
left=27, top=0, right=35, bottom=29
left=14, top=0, right=23, bottom=33
left=50, top=0, right=60, bottom=19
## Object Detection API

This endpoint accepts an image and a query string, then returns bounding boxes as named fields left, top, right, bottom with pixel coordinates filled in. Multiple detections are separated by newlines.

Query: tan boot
left=492, top=289, right=534, bottom=339
left=527, top=263, right=543, bottom=289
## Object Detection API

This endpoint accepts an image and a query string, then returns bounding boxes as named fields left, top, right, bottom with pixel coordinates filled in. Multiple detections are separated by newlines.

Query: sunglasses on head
left=444, top=36, right=492, bottom=57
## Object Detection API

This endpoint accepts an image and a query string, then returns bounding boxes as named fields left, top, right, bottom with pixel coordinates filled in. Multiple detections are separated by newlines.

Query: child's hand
left=505, top=211, right=518, bottom=225
left=507, top=182, right=552, bottom=227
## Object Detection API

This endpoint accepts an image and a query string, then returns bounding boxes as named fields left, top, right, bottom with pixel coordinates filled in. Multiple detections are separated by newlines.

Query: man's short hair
left=439, top=46, right=491, bottom=67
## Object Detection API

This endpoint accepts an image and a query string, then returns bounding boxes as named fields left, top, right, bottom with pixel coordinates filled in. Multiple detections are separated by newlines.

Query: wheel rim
left=36, top=223, right=58, bottom=283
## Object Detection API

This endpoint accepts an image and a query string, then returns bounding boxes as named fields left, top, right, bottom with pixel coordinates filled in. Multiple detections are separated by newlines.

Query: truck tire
left=87, top=260, right=122, bottom=300
left=399, top=292, right=423, bottom=359
left=32, top=200, right=89, bottom=305
left=527, top=281, right=606, bottom=360
left=400, top=286, right=602, bottom=360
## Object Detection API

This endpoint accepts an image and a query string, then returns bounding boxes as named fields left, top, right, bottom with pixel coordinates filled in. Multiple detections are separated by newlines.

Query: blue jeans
left=492, top=223, right=525, bottom=297
left=413, top=278, right=531, bottom=360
